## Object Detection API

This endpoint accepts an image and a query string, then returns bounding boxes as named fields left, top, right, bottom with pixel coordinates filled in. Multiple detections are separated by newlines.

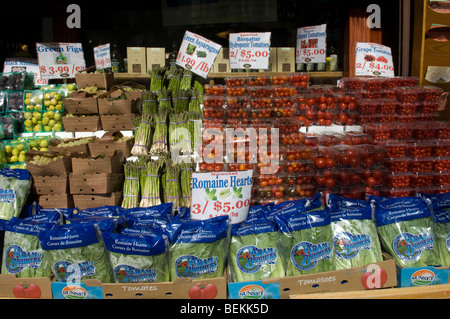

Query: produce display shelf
left=113, top=71, right=344, bottom=80
left=289, top=283, right=450, bottom=299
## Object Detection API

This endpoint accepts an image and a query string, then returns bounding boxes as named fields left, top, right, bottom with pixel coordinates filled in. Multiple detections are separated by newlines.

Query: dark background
left=0, top=0, right=404, bottom=71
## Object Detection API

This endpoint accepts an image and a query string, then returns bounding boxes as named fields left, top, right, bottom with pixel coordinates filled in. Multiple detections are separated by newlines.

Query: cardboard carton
left=48, top=137, right=94, bottom=156
left=71, top=150, right=124, bottom=175
left=396, top=264, right=450, bottom=287
left=127, top=47, right=147, bottom=73
left=88, top=131, right=134, bottom=158
left=212, top=48, right=230, bottom=73
left=75, top=70, right=114, bottom=90
left=72, top=192, right=123, bottom=210
left=25, top=151, right=72, bottom=177
left=276, top=47, right=295, bottom=73
left=0, top=274, right=53, bottom=299
left=38, top=194, right=74, bottom=209
left=100, top=114, right=137, bottom=131
left=97, top=97, right=139, bottom=115
left=63, top=91, right=99, bottom=114
left=146, top=48, right=166, bottom=69
left=62, top=115, right=102, bottom=132
left=32, top=174, right=69, bottom=195
left=69, top=173, right=124, bottom=194
left=228, top=257, right=397, bottom=299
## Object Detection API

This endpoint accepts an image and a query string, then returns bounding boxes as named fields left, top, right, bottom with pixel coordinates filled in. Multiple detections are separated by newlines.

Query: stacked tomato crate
left=345, top=76, right=450, bottom=197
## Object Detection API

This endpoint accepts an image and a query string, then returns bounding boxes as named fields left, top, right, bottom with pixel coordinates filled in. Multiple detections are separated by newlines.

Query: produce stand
left=0, top=2, right=449, bottom=303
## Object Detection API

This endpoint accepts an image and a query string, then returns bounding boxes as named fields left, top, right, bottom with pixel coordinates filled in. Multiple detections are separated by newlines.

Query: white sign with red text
left=176, top=31, right=222, bottom=78
left=36, top=43, right=86, bottom=80
left=296, top=24, right=327, bottom=64
left=93, top=43, right=111, bottom=70
left=229, top=32, right=271, bottom=70
left=355, top=42, right=395, bottom=77
left=190, top=170, right=253, bottom=224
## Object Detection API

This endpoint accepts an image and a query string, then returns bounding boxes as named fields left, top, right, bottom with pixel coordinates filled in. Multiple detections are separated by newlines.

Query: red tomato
left=188, top=283, right=218, bottom=299
left=13, top=283, right=41, bottom=299
left=325, top=178, right=335, bottom=188
left=366, top=177, right=377, bottom=187
left=315, top=157, right=326, bottom=169
left=325, top=158, right=335, bottom=168
left=306, top=98, right=316, bottom=106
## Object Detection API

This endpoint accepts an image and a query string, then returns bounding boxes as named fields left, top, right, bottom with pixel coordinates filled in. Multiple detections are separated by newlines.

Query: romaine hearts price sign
left=190, top=170, right=253, bottom=224
left=36, top=43, right=86, bottom=80
left=296, top=24, right=327, bottom=64
left=176, top=31, right=222, bottom=78
left=355, top=42, right=395, bottom=77
left=229, top=32, right=271, bottom=70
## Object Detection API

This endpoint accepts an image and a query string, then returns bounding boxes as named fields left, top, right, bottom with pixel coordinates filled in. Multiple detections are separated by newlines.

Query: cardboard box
left=75, top=71, right=114, bottom=90
left=32, top=174, right=69, bottom=195
left=98, top=276, right=227, bottom=299
left=38, top=193, right=74, bottom=209
left=212, top=48, right=230, bottom=73
left=228, top=258, right=397, bottom=299
left=396, top=265, right=450, bottom=287
left=127, top=47, right=147, bottom=74
left=62, top=115, right=102, bottom=132
left=48, top=137, right=95, bottom=156
left=259, top=47, right=277, bottom=72
left=25, top=151, right=72, bottom=177
left=146, top=47, right=166, bottom=69
left=88, top=131, right=134, bottom=158
left=97, top=97, right=139, bottom=115
left=63, top=91, right=99, bottom=114
left=72, top=192, right=123, bottom=210
left=71, top=151, right=124, bottom=175
left=276, top=47, right=295, bottom=73
left=0, top=274, right=53, bottom=299
left=100, top=114, right=137, bottom=131
left=69, top=173, right=124, bottom=194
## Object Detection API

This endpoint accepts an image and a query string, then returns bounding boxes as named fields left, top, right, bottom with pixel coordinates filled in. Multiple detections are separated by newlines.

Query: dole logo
left=411, top=269, right=435, bottom=286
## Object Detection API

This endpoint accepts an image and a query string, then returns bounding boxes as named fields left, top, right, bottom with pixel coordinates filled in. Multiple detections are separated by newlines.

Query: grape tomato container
left=381, top=187, right=414, bottom=198
left=224, top=77, right=246, bottom=87
left=273, top=96, right=297, bottom=109
left=273, top=117, right=302, bottom=134
left=333, top=144, right=363, bottom=169
left=382, top=140, right=411, bottom=158
left=358, top=143, right=387, bottom=168
left=417, top=100, right=439, bottom=116
left=225, top=96, right=249, bottom=109
left=384, top=157, right=411, bottom=172
left=412, top=121, right=439, bottom=140
left=400, top=76, right=419, bottom=87
left=202, top=106, right=224, bottom=120
left=281, top=159, right=315, bottom=174
left=204, top=84, right=226, bottom=96
left=341, top=77, right=366, bottom=91
left=420, top=86, right=443, bottom=102
left=396, top=101, right=418, bottom=115
left=435, top=121, right=450, bottom=140
left=317, top=131, right=345, bottom=146
left=434, top=158, right=450, bottom=173
left=270, top=74, right=289, bottom=86
left=335, top=168, right=364, bottom=187
left=247, top=86, right=274, bottom=98
left=358, top=89, right=383, bottom=100
left=246, top=75, right=270, bottom=86
left=273, top=86, right=297, bottom=98
left=382, top=89, right=397, bottom=99
left=358, top=99, right=380, bottom=115
left=225, top=108, right=250, bottom=120
left=409, top=157, right=436, bottom=173
left=363, top=77, right=386, bottom=91
left=342, top=131, right=373, bottom=146
left=386, top=171, right=413, bottom=188
left=391, top=122, right=414, bottom=140
left=226, top=86, right=247, bottom=97
left=383, top=76, right=404, bottom=89
left=394, top=87, right=422, bottom=102
left=203, top=95, right=225, bottom=108
left=434, top=140, right=450, bottom=157
left=436, top=172, right=450, bottom=187
left=286, top=72, right=310, bottom=86
left=407, top=140, right=437, bottom=159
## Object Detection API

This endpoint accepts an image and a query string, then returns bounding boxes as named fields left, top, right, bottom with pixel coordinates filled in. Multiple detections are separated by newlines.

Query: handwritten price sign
left=36, top=43, right=86, bottom=80
left=355, top=42, right=395, bottom=77
left=176, top=30, right=222, bottom=78
left=229, top=32, right=271, bottom=70
left=190, top=170, right=253, bottom=224
left=93, top=43, right=111, bottom=70
left=296, top=24, right=327, bottom=64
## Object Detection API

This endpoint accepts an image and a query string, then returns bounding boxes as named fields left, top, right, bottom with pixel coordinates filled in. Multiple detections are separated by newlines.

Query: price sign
left=176, top=30, right=222, bottom=78
left=229, top=32, right=271, bottom=70
left=36, top=43, right=86, bottom=80
left=355, top=42, right=395, bottom=77
left=190, top=170, right=253, bottom=224
left=3, top=58, right=47, bottom=86
left=93, top=43, right=111, bottom=70
left=296, top=24, right=327, bottom=64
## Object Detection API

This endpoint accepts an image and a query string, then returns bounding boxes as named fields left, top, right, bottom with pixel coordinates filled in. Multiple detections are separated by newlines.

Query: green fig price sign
left=36, top=43, right=86, bottom=80
left=190, top=170, right=253, bottom=224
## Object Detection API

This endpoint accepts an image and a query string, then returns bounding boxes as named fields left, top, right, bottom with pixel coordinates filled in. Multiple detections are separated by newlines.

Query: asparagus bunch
left=158, top=89, right=172, bottom=110
left=164, top=159, right=181, bottom=210
left=131, top=113, right=153, bottom=156
left=139, top=158, right=163, bottom=207
left=142, top=91, right=158, bottom=114
left=179, top=160, right=194, bottom=207
left=121, top=160, right=141, bottom=209
left=150, top=107, right=170, bottom=154
left=187, top=110, right=202, bottom=152
left=188, top=89, right=201, bottom=115
left=180, top=69, right=193, bottom=90
left=150, top=67, right=166, bottom=93
left=166, top=66, right=183, bottom=93
left=173, top=89, right=191, bottom=113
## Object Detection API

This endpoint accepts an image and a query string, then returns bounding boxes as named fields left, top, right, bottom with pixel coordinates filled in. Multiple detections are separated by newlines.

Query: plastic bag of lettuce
left=1, top=217, right=59, bottom=278
left=0, top=168, right=32, bottom=220
left=102, top=226, right=170, bottom=283
left=39, top=223, right=114, bottom=283
left=420, top=192, right=450, bottom=267
left=371, top=195, right=441, bottom=268
left=327, top=194, right=383, bottom=270
left=164, top=215, right=230, bottom=280
left=228, top=204, right=285, bottom=282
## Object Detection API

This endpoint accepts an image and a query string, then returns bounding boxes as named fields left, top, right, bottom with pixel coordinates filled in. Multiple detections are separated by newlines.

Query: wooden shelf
left=113, top=71, right=344, bottom=81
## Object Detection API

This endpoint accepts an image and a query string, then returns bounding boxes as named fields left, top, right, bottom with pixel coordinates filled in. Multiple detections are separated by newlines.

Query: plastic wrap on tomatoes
left=384, top=157, right=411, bottom=173
left=381, top=187, right=414, bottom=198
left=317, top=132, right=345, bottom=147
left=394, top=87, right=422, bottom=102
left=409, top=158, right=435, bottom=174
left=204, top=84, right=225, bottom=96
left=407, top=141, right=436, bottom=159
left=420, top=86, right=443, bottom=102
left=364, top=77, right=386, bottom=91
left=400, top=76, right=419, bottom=87
left=335, top=168, right=363, bottom=188
left=273, top=117, right=302, bottom=134
left=225, top=77, right=246, bottom=87
left=334, top=145, right=362, bottom=169
left=342, top=131, right=373, bottom=146
left=247, top=75, right=270, bottom=86
left=358, top=144, right=387, bottom=168
left=435, top=122, right=450, bottom=140
left=386, top=171, right=413, bottom=188
left=282, top=159, right=314, bottom=175
left=341, top=77, right=365, bottom=91
left=271, top=74, right=288, bottom=86
left=247, top=86, right=274, bottom=98
left=203, top=95, right=225, bottom=108
left=249, top=97, right=272, bottom=109
left=434, top=140, right=450, bottom=157
left=383, top=76, right=403, bottom=89
left=311, top=147, right=338, bottom=171
left=333, top=111, right=359, bottom=126
left=287, top=73, right=309, bottom=89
